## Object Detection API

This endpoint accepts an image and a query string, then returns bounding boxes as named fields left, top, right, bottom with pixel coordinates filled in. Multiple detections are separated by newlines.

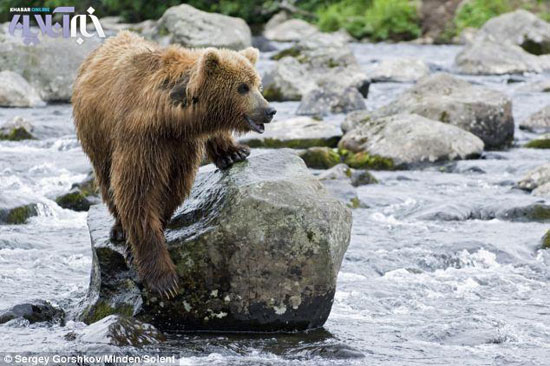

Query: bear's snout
left=265, top=107, right=277, bottom=122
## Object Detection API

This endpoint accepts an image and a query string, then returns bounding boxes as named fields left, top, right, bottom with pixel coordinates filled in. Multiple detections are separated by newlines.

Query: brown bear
left=72, top=31, right=275, bottom=298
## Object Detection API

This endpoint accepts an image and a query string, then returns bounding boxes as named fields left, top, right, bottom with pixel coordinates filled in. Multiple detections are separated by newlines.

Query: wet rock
left=152, top=4, right=251, bottom=50
left=80, top=150, right=351, bottom=331
left=296, top=87, right=365, bottom=117
left=252, top=35, right=276, bottom=52
left=0, top=71, right=44, bottom=107
left=0, top=300, right=64, bottom=325
left=317, top=164, right=352, bottom=181
left=520, top=105, right=550, bottom=132
left=0, top=32, right=100, bottom=102
left=456, top=38, right=542, bottom=75
left=0, top=116, right=35, bottom=141
left=518, top=163, right=550, bottom=191
left=534, top=182, right=550, bottom=197
left=240, top=117, right=342, bottom=148
left=338, top=113, right=484, bottom=169
left=320, top=179, right=361, bottom=209
left=525, top=133, right=550, bottom=149
left=0, top=203, right=39, bottom=225
left=367, top=58, right=430, bottom=83
left=264, top=19, right=318, bottom=42
left=498, top=202, right=550, bottom=222
left=299, top=147, right=341, bottom=169
left=476, top=10, right=550, bottom=55
left=287, top=344, right=365, bottom=360
left=541, top=230, right=550, bottom=249
left=341, top=110, right=371, bottom=134
left=79, top=315, right=165, bottom=346
left=376, top=73, right=514, bottom=148
left=55, top=172, right=100, bottom=212
left=263, top=33, right=368, bottom=101
left=317, top=164, right=378, bottom=187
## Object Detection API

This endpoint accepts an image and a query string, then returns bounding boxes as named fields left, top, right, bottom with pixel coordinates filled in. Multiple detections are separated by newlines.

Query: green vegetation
left=525, top=138, right=550, bottom=149
left=542, top=230, right=550, bottom=249
left=0, top=127, right=34, bottom=141
left=454, top=0, right=511, bottom=34
left=0, top=204, right=38, bottom=225
left=339, top=149, right=395, bottom=170
left=299, top=147, right=341, bottom=169
left=316, top=0, right=420, bottom=41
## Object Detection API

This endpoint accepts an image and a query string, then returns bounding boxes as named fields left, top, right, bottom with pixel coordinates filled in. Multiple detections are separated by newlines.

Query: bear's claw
left=145, top=267, right=180, bottom=299
left=214, top=144, right=250, bottom=170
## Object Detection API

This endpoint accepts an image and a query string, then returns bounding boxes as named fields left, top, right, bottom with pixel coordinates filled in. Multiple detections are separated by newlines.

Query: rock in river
left=0, top=300, right=64, bottom=325
left=520, top=105, right=550, bottom=132
left=297, top=87, right=366, bottom=117
left=0, top=71, right=44, bottom=108
left=152, top=4, right=251, bottom=50
left=240, top=117, right=343, bottom=149
left=79, top=150, right=352, bottom=332
left=79, top=315, right=165, bottom=346
left=338, top=113, right=484, bottom=169
left=377, top=73, right=514, bottom=149
left=367, top=58, right=430, bottom=83
left=518, top=163, right=550, bottom=192
left=264, top=19, right=318, bottom=42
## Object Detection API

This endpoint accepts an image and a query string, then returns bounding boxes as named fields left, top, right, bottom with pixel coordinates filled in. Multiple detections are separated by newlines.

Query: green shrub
left=363, top=0, right=421, bottom=41
left=454, top=0, right=512, bottom=33
left=317, top=0, right=371, bottom=39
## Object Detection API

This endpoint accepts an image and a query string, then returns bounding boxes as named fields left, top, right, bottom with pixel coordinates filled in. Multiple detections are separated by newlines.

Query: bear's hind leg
left=206, top=132, right=250, bottom=170
left=93, top=161, right=126, bottom=242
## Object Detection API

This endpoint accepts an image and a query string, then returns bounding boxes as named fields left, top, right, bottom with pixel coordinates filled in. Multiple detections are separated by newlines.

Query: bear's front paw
left=214, top=144, right=250, bottom=170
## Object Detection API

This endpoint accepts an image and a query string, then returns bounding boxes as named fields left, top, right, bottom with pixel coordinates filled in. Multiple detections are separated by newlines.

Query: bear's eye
left=237, top=83, right=249, bottom=95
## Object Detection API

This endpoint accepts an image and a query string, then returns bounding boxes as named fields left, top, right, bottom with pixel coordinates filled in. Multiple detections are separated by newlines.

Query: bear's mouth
left=244, top=116, right=265, bottom=134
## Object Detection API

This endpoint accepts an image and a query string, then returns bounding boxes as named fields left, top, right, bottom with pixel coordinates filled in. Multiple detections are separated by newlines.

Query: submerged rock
left=264, top=19, right=318, bottom=42
left=80, top=150, right=351, bottom=332
left=518, top=163, right=550, bottom=191
left=240, top=117, right=342, bottom=148
left=79, top=315, right=165, bottom=346
left=55, top=172, right=100, bottom=212
left=367, top=58, right=430, bottom=83
left=0, top=300, right=64, bottom=325
left=542, top=230, right=550, bottom=249
left=0, top=203, right=39, bottom=225
left=152, top=4, right=251, bottom=50
left=299, top=147, right=341, bottom=169
left=338, top=114, right=484, bottom=168
left=0, top=71, right=44, bottom=108
left=525, top=133, right=550, bottom=149
left=317, top=163, right=378, bottom=187
left=376, top=73, right=514, bottom=149
left=0, top=117, right=35, bottom=141
left=520, top=105, right=550, bottom=132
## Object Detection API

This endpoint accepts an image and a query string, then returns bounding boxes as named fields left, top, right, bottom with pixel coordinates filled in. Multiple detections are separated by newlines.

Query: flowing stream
left=1, top=42, right=550, bottom=365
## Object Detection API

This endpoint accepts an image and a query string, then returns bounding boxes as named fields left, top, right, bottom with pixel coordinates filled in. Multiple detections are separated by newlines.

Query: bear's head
left=170, top=47, right=276, bottom=134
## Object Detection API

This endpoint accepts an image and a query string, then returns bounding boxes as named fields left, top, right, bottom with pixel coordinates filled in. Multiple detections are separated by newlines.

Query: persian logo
left=8, top=6, right=105, bottom=45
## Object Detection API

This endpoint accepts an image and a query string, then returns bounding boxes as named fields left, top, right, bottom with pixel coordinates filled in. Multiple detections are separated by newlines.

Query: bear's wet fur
left=72, top=31, right=274, bottom=297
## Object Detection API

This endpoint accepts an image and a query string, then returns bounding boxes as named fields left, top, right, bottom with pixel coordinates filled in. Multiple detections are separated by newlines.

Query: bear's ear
left=200, top=48, right=221, bottom=75
left=239, top=47, right=259, bottom=65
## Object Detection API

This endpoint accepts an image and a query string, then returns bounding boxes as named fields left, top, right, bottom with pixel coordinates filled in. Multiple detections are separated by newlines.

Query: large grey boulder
left=520, top=105, right=550, bottom=132
left=518, top=163, right=550, bottom=191
left=0, top=33, right=100, bottom=102
left=338, top=113, right=484, bottom=168
left=376, top=73, right=514, bottom=149
left=455, top=39, right=543, bottom=75
left=476, top=10, right=550, bottom=55
left=297, top=87, right=366, bottom=117
left=264, top=19, right=318, bottom=42
left=240, top=117, right=343, bottom=148
left=455, top=10, right=550, bottom=75
left=0, top=71, right=44, bottom=107
left=263, top=32, right=369, bottom=101
left=152, top=4, right=251, bottom=50
left=79, top=150, right=351, bottom=332
left=367, top=58, right=430, bottom=83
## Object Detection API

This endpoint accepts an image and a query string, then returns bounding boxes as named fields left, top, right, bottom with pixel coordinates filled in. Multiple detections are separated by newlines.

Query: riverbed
left=1, top=42, right=549, bottom=365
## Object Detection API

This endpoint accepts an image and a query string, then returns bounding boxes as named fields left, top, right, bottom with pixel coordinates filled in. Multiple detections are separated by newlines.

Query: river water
left=0, top=42, right=549, bottom=365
